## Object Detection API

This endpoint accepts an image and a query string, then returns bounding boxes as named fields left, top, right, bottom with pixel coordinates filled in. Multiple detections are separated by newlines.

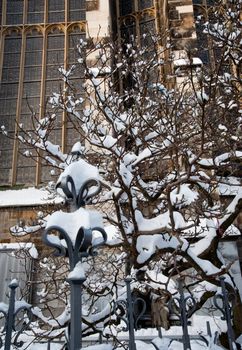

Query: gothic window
left=0, top=0, right=87, bottom=185
left=0, top=33, right=21, bottom=184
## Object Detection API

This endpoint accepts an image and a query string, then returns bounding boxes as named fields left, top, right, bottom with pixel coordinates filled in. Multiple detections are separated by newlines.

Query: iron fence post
left=125, top=277, right=136, bottom=350
left=178, top=279, right=191, bottom=350
left=68, top=277, right=86, bottom=350
left=213, top=277, right=236, bottom=350
left=4, top=280, right=18, bottom=350
left=43, top=176, right=107, bottom=350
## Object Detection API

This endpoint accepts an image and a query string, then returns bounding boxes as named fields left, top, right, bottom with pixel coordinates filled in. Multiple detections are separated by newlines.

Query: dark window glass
left=6, top=0, right=24, bottom=25
left=69, top=10, right=85, bottom=21
left=46, top=32, right=64, bottom=82
left=140, top=17, right=155, bottom=46
left=68, top=32, right=84, bottom=64
left=27, top=0, right=44, bottom=23
left=0, top=33, right=21, bottom=145
left=48, top=12, right=65, bottom=23
left=6, top=0, right=23, bottom=13
left=27, top=12, right=44, bottom=23
left=2, top=67, right=20, bottom=82
left=119, top=0, right=133, bottom=16
left=48, top=0, right=65, bottom=23
left=16, top=157, right=36, bottom=183
left=24, top=66, right=42, bottom=81
left=22, top=34, right=42, bottom=116
left=46, top=65, right=62, bottom=79
left=0, top=83, right=19, bottom=98
left=138, top=0, right=153, bottom=10
left=24, top=51, right=42, bottom=65
left=4, top=38, right=22, bottom=52
left=69, top=0, right=85, bottom=9
left=47, top=33, right=65, bottom=50
left=45, top=80, right=63, bottom=96
left=28, top=0, right=44, bottom=12
left=3, top=53, right=21, bottom=68
left=21, top=97, right=41, bottom=114
left=0, top=168, right=11, bottom=184
left=47, top=50, right=64, bottom=64
left=69, top=0, right=86, bottom=21
left=0, top=98, right=18, bottom=115
left=26, top=36, right=43, bottom=52
left=23, top=82, right=41, bottom=97
left=49, top=0, right=65, bottom=11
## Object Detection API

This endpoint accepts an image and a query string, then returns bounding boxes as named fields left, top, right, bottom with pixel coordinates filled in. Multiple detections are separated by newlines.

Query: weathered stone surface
left=0, top=206, right=45, bottom=247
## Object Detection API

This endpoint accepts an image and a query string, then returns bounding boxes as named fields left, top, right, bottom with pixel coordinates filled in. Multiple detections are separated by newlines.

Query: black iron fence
left=0, top=276, right=239, bottom=350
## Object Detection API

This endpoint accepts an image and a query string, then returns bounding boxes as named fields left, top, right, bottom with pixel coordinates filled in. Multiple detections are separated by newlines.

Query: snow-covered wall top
left=0, top=187, right=64, bottom=208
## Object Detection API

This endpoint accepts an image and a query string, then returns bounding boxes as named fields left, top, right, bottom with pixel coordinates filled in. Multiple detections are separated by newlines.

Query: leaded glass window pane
left=138, top=0, right=153, bottom=10
left=24, top=51, right=42, bottom=65
left=4, top=38, right=22, bottom=52
left=2, top=67, right=20, bottom=82
left=0, top=100, right=17, bottom=116
left=21, top=97, right=41, bottom=114
left=3, top=52, right=21, bottom=67
left=140, top=18, right=155, bottom=46
left=47, top=33, right=65, bottom=50
left=69, top=0, right=85, bottom=21
left=23, top=82, right=41, bottom=97
left=24, top=66, right=42, bottom=81
left=0, top=83, right=19, bottom=98
left=68, top=31, right=84, bottom=65
left=27, top=0, right=44, bottom=24
left=6, top=0, right=24, bottom=25
left=0, top=32, right=21, bottom=184
left=26, top=36, right=43, bottom=51
left=45, top=80, right=63, bottom=96
left=48, top=0, right=65, bottom=23
left=46, top=32, right=64, bottom=82
left=47, top=50, right=64, bottom=64
left=16, top=154, right=36, bottom=184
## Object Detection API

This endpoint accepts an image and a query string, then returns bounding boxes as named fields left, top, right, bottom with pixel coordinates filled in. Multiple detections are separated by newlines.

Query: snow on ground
left=29, top=343, right=63, bottom=350
left=0, top=187, right=63, bottom=207
left=82, top=345, right=113, bottom=350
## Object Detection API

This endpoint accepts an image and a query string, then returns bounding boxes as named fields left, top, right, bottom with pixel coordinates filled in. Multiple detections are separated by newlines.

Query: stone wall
left=0, top=206, right=45, bottom=248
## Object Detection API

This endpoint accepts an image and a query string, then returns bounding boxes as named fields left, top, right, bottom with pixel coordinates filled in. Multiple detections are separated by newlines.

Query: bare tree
left=1, top=1, right=242, bottom=346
